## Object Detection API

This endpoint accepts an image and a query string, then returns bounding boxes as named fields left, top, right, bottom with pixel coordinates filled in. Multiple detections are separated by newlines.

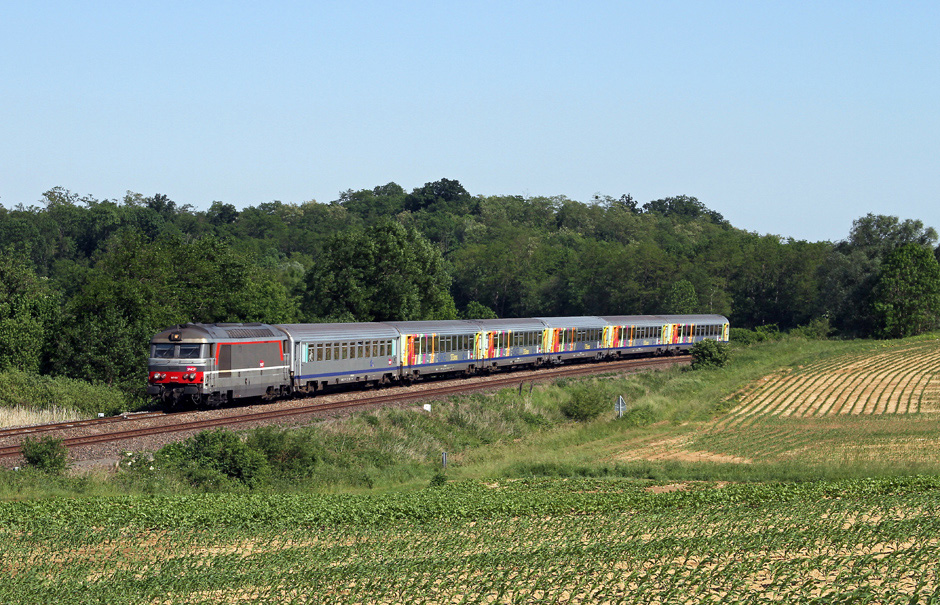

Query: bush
left=790, top=317, right=833, bottom=340
left=561, top=383, right=610, bottom=421
left=20, top=435, right=69, bottom=474
left=619, top=402, right=658, bottom=427
left=730, top=324, right=783, bottom=345
left=158, top=429, right=270, bottom=489
left=246, top=426, right=324, bottom=476
left=428, top=471, right=448, bottom=487
left=690, top=339, right=730, bottom=370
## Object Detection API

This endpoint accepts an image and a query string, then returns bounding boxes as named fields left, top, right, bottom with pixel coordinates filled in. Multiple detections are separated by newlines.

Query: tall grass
left=0, top=370, right=137, bottom=422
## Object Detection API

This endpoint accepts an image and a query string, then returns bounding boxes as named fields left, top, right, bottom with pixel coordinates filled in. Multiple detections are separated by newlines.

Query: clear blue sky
left=2, top=1, right=938, bottom=242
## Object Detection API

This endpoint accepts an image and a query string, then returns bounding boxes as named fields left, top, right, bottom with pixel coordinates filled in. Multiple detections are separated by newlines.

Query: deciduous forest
left=1, top=179, right=939, bottom=397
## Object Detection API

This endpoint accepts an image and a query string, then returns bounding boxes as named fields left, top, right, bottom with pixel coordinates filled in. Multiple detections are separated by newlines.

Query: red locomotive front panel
left=148, top=370, right=205, bottom=384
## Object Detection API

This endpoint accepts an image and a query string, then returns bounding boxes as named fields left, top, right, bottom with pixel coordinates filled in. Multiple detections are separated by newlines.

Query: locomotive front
left=147, top=324, right=212, bottom=406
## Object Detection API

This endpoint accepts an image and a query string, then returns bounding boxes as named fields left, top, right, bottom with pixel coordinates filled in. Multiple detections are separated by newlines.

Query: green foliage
left=789, top=316, right=833, bottom=339
left=158, top=429, right=270, bottom=489
left=0, top=369, right=131, bottom=416
left=730, top=324, right=783, bottom=345
left=245, top=426, right=324, bottom=476
left=821, top=214, right=939, bottom=337
left=560, top=382, right=610, bottom=421
left=662, top=279, right=698, bottom=314
left=303, top=219, right=458, bottom=322
left=690, top=339, right=730, bottom=369
left=20, top=435, right=69, bottom=474
left=642, top=194, right=725, bottom=224
left=461, top=300, right=497, bottom=319
left=0, top=254, right=59, bottom=373
left=873, top=242, right=940, bottom=338
left=428, top=471, right=448, bottom=487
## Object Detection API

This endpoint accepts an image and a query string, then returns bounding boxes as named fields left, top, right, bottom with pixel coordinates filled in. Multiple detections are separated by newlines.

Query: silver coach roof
left=534, top=316, right=608, bottom=329
left=598, top=315, right=664, bottom=327
left=535, top=315, right=608, bottom=328
left=656, top=314, right=729, bottom=323
left=472, top=318, right=548, bottom=332
left=384, top=320, right=480, bottom=335
left=277, top=323, right=400, bottom=341
left=600, top=314, right=728, bottom=326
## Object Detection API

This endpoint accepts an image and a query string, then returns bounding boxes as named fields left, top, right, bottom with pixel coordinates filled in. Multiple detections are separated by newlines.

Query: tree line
left=1, top=180, right=939, bottom=396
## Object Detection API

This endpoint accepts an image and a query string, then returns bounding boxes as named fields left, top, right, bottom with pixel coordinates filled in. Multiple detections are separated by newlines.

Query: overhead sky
left=2, top=1, right=938, bottom=242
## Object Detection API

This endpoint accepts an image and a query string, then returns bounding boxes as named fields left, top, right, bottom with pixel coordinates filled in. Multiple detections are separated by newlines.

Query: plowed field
left=720, top=340, right=940, bottom=427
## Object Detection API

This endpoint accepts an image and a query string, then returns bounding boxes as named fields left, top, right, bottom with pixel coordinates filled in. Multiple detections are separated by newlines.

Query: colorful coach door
left=661, top=323, right=673, bottom=346
left=405, top=334, right=416, bottom=367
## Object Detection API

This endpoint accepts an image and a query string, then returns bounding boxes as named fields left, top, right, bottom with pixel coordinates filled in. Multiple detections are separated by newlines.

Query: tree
left=844, top=214, right=937, bottom=260
left=822, top=214, right=939, bottom=336
left=663, top=280, right=698, bottom=314
left=207, top=201, right=239, bottom=225
left=404, top=178, right=474, bottom=214
left=334, top=183, right=406, bottom=220
left=302, top=220, right=458, bottom=322
left=642, top=195, right=725, bottom=224
left=0, top=253, right=59, bottom=373
left=872, top=243, right=940, bottom=338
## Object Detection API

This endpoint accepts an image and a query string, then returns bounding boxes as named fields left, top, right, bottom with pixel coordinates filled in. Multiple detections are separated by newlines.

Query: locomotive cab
left=147, top=325, right=214, bottom=407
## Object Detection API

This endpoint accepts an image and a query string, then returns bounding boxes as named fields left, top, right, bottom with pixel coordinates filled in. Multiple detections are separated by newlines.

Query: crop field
left=722, top=340, right=940, bottom=424
left=2, top=478, right=940, bottom=604
left=611, top=338, right=940, bottom=474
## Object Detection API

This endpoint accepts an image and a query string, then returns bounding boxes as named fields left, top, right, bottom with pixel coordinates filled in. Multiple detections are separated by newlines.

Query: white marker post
left=615, top=396, right=627, bottom=418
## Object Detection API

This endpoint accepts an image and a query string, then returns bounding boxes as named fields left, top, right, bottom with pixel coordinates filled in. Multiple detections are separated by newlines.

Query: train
left=147, top=314, right=730, bottom=407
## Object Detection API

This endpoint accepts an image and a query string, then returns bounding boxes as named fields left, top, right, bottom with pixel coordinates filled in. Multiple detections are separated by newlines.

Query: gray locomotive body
left=147, top=314, right=729, bottom=407
left=148, top=323, right=291, bottom=407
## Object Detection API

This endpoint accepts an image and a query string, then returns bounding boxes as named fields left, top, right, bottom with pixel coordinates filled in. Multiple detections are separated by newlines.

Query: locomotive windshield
left=179, top=344, right=203, bottom=359
left=152, top=344, right=174, bottom=359
left=151, top=344, right=205, bottom=359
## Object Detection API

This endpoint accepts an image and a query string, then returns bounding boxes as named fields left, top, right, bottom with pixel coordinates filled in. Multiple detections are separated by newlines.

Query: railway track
left=0, top=356, right=687, bottom=463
